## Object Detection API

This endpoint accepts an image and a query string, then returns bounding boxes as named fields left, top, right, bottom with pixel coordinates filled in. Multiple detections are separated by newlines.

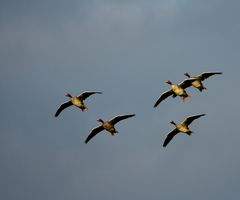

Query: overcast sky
left=1, top=1, right=240, bottom=200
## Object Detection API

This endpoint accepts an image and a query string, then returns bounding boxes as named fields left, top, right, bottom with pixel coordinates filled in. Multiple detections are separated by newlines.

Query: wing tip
left=86, top=91, right=102, bottom=94
left=191, top=113, right=206, bottom=117
left=85, top=137, right=91, bottom=144
left=123, top=114, right=136, bottom=118
left=154, top=100, right=160, bottom=108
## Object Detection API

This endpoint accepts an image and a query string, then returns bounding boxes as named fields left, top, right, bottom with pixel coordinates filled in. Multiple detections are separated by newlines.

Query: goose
left=85, top=114, right=135, bottom=143
left=163, top=114, right=205, bottom=147
left=184, top=72, right=222, bottom=92
left=55, top=91, right=102, bottom=117
left=154, top=79, right=197, bottom=107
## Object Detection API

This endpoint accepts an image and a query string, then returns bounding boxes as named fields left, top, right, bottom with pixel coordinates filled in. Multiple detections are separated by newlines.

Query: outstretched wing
left=78, top=91, right=102, bottom=101
left=154, top=90, right=174, bottom=107
left=55, top=101, right=73, bottom=117
left=163, top=129, right=179, bottom=147
left=110, top=114, right=135, bottom=125
left=85, top=125, right=104, bottom=143
left=182, top=114, right=205, bottom=126
left=179, top=78, right=198, bottom=89
left=199, top=72, right=222, bottom=81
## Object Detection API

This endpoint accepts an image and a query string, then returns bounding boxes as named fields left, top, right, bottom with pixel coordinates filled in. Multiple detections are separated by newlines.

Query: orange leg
left=182, top=97, right=186, bottom=102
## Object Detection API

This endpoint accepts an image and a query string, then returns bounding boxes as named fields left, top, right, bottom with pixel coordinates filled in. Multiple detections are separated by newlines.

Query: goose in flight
left=184, top=72, right=222, bottom=92
left=163, top=114, right=205, bottom=147
left=85, top=114, right=135, bottom=143
left=55, top=91, right=102, bottom=117
left=154, top=79, right=197, bottom=107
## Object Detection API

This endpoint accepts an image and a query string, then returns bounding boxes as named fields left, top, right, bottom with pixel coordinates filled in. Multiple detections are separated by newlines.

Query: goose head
left=64, top=93, right=72, bottom=98
left=165, top=80, right=172, bottom=85
left=96, top=118, right=104, bottom=123
left=170, top=121, right=176, bottom=126
left=184, top=72, right=191, bottom=78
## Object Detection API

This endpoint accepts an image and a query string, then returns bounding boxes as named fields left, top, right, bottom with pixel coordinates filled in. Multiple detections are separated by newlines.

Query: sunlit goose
left=163, top=114, right=205, bottom=147
left=85, top=114, right=135, bottom=143
left=55, top=91, right=102, bottom=117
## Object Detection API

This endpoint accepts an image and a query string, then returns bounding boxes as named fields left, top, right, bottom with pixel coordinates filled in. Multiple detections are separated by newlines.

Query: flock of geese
left=55, top=71, right=222, bottom=147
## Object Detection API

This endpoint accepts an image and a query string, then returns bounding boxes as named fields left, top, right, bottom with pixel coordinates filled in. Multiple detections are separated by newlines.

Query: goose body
left=176, top=123, right=190, bottom=133
left=101, top=120, right=117, bottom=134
left=171, top=84, right=185, bottom=96
left=55, top=91, right=102, bottom=117
left=191, top=79, right=203, bottom=89
left=85, top=114, right=135, bottom=143
left=163, top=114, right=205, bottom=147
left=184, top=72, right=222, bottom=92
left=70, top=97, right=86, bottom=109
left=154, top=79, right=197, bottom=107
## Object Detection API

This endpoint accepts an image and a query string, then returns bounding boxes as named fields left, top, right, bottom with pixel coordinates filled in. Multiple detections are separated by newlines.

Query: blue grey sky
left=0, top=0, right=239, bottom=200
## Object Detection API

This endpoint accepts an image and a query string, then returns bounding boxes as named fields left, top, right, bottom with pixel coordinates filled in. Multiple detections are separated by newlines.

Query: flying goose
left=154, top=79, right=197, bottom=107
left=163, top=114, right=205, bottom=147
left=184, top=72, right=222, bottom=92
left=55, top=91, right=102, bottom=117
left=85, top=114, right=135, bottom=143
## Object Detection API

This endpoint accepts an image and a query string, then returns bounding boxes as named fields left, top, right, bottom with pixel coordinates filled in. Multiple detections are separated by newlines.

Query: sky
left=0, top=0, right=240, bottom=200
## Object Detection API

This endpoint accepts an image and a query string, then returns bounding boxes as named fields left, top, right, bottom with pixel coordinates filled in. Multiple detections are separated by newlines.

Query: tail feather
left=186, top=131, right=193, bottom=136
left=198, top=87, right=206, bottom=92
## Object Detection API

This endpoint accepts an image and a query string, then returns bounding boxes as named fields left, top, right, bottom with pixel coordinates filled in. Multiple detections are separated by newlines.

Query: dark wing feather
left=78, top=91, right=102, bottom=101
left=179, top=78, right=198, bottom=89
left=163, top=129, right=179, bottom=147
left=55, top=101, right=73, bottom=117
left=153, top=90, right=174, bottom=107
left=182, top=114, right=205, bottom=126
left=199, top=72, right=222, bottom=81
left=110, top=114, right=135, bottom=125
left=85, top=125, right=104, bottom=143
